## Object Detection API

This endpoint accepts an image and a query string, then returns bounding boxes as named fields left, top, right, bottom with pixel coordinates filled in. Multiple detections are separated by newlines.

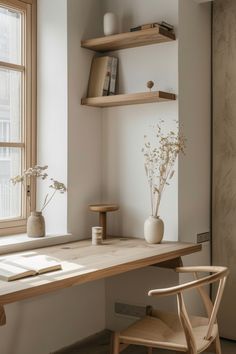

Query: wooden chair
left=112, top=266, right=229, bottom=354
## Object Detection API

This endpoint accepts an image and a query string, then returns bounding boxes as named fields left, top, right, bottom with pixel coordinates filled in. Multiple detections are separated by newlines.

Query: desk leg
left=151, top=257, right=183, bottom=269
left=0, top=305, right=6, bottom=326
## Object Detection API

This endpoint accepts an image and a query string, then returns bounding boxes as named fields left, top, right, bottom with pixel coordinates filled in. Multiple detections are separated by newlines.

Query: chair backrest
left=176, top=266, right=228, bottom=340
left=149, top=266, right=229, bottom=350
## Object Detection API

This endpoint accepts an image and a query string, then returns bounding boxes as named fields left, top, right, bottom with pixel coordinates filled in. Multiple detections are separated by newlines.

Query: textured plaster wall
left=213, top=0, right=236, bottom=340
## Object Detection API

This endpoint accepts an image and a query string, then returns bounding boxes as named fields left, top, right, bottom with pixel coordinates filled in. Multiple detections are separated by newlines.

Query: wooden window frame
left=0, top=0, right=37, bottom=236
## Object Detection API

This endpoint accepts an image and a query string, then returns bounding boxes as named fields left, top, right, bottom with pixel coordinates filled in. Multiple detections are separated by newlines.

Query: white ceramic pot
left=144, top=216, right=164, bottom=244
left=103, top=12, right=118, bottom=36
left=27, top=211, right=45, bottom=238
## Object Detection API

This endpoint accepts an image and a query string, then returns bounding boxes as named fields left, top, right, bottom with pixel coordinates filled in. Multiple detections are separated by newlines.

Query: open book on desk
left=0, top=255, right=62, bottom=281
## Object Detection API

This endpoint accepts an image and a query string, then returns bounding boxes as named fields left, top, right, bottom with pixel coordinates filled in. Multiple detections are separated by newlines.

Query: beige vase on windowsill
left=27, top=211, right=45, bottom=238
left=144, top=216, right=164, bottom=244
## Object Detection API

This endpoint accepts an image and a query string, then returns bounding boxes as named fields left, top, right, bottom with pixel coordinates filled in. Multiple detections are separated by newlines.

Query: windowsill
left=0, top=233, right=77, bottom=255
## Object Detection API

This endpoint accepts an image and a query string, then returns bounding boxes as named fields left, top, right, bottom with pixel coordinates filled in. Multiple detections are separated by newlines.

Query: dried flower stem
left=142, top=121, right=186, bottom=217
left=10, top=166, right=67, bottom=213
left=41, top=190, right=57, bottom=212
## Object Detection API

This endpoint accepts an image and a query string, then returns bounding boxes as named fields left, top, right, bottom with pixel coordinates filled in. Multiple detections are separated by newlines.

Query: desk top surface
left=0, top=237, right=201, bottom=305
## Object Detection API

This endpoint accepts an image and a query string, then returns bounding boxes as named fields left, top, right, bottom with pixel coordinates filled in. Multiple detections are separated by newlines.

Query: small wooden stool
left=89, top=204, right=119, bottom=240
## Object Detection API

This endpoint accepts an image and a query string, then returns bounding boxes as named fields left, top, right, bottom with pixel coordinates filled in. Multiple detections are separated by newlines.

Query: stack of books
left=87, top=56, right=118, bottom=98
left=130, top=21, right=174, bottom=34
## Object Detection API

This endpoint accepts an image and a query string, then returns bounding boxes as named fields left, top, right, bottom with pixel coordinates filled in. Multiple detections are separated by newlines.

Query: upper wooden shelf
left=81, top=27, right=175, bottom=52
left=81, top=91, right=176, bottom=108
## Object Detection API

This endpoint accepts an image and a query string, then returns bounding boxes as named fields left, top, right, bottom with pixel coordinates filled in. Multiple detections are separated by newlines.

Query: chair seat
left=119, top=310, right=218, bottom=353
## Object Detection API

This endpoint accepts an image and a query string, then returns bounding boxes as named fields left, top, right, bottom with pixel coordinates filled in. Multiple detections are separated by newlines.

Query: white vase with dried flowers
left=142, top=121, right=185, bottom=244
left=11, top=165, right=67, bottom=238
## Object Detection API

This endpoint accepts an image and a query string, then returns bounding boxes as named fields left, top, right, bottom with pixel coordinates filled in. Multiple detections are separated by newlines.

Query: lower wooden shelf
left=81, top=91, right=176, bottom=108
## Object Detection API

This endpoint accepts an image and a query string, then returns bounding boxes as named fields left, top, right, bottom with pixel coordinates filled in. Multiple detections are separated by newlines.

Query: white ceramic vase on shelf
left=144, top=216, right=164, bottom=244
left=103, top=12, right=118, bottom=36
left=27, top=211, right=45, bottom=238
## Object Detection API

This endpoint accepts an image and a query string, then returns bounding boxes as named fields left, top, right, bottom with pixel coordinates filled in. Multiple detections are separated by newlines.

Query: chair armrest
left=148, top=279, right=200, bottom=297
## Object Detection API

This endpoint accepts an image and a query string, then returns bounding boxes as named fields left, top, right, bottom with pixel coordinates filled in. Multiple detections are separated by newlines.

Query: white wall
left=178, top=0, right=211, bottom=244
left=0, top=281, right=105, bottom=354
left=102, top=0, right=179, bottom=241
left=102, top=0, right=180, bottom=331
left=178, top=0, right=211, bottom=314
left=0, top=1, right=212, bottom=352
left=0, top=2, right=106, bottom=354
left=37, top=0, right=68, bottom=235
left=104, top=0, right=212, bottom=329
left=106, top=267, right=179, bottom=331
left=67, top=0, right=104, bottom=238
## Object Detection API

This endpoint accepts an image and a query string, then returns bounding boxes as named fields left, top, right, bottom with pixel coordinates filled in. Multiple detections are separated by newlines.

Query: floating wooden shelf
left=81, top=27, right=175, bottom=52
left=81, top=91, right=176, bottom=108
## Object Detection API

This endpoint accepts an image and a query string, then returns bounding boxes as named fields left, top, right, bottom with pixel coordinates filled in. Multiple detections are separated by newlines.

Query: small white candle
left=92, top=226, right=103, bottom=245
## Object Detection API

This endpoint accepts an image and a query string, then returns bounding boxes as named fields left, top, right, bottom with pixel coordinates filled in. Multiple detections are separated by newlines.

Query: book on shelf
left=130, top=21, right=174, bottom=33
left=130, top=23, right=157, bottom=31
left=159, top=21, right=174, bottom=32
left=0, top=254, right=62, bottom=281
left=109, top=57, right=118, bottom=95
left=103, top=56, right=113, bottom=95
left=87, top=55, right=118, bottom=98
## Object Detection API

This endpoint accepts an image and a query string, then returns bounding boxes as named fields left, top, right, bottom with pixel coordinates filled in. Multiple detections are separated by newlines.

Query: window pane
left=0, top=69, right=21, bottom=142
left=0, top=6, right=21, bottom=65
left=0, top=147, right=22, bottom=220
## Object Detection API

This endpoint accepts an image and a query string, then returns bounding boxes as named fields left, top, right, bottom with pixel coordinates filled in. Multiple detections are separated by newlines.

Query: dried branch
left=10, top=166, right=67, bottom=212
left=142, top=121, right=186, bottom=217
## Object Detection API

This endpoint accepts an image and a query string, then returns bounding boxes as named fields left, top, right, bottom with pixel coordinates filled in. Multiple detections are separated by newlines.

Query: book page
left=6, top=255, right=62, bottom=274
left=0, top=262, right=35, bottom=281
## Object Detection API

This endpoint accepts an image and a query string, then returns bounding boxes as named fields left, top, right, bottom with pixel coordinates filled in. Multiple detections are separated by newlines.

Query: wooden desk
left=0, top=237, right=201, bottom=325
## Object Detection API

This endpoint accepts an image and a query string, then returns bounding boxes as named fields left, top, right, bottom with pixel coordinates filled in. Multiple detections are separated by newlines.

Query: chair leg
left=110, top=332, right=115, bottom=354
left=214, top=334, right=222, bottom=354
left=112, top=332, right=120, bottom=354
left=147, top=348, right=153, bottom=354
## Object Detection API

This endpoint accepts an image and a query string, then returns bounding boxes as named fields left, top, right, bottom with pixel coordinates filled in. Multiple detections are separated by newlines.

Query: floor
left=53, top=331, right=236, bottom=354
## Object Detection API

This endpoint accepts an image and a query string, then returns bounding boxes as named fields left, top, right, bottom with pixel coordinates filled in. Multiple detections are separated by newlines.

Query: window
left=0, top=0, right=36, bottom=235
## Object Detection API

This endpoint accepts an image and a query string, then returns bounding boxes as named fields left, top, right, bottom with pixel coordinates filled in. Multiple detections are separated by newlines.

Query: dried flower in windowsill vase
left=11, top=166, right=67, bottom=238
left=142, top=120, right=186, bottom=244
